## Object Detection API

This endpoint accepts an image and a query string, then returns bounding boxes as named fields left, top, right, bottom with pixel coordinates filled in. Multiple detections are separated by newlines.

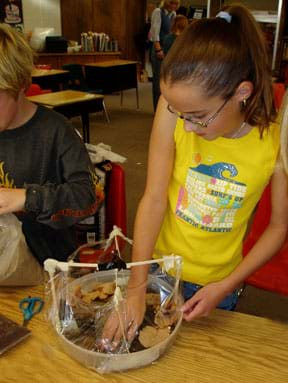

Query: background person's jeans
left=151, top=51, right=162, bottom=111
left=182, top=281, right=239, bottom=311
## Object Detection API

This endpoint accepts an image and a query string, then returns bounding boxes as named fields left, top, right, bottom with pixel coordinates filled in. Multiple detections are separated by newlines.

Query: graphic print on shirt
left=175, top=161, right=247, bottom=232
left=0, top=161, right=15, bottom=188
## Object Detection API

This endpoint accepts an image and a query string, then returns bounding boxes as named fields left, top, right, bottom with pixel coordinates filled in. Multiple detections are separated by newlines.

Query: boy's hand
left=0, top=188, right=26, bottom=214
left=181, top=282, right=229, bottom=321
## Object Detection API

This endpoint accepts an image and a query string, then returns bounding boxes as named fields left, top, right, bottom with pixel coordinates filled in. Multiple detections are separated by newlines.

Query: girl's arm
left=150, top=8, right=164, bottom=58
left=182, top=162, right=288, bottom=320
left=101, top=96, right=177, bottom=344
left=128, top=95, right=176, bottom=288
left=150, top=8, right=162, bottom=50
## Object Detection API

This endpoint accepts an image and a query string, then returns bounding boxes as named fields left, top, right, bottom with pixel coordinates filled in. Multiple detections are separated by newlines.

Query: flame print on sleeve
left=0, top=162, right=15, bottom=188
left=90, top=168, right=105, bottom=206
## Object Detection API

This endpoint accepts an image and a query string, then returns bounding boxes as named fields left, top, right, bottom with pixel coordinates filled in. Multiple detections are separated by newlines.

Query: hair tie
left=216, top=11, right=232, bottom=23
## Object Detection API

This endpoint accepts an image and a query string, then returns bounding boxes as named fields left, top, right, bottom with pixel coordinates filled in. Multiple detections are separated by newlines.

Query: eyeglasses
left=167, top=97, right=230, bottom=129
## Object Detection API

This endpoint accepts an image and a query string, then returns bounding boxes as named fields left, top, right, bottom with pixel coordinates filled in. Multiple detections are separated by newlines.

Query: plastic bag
left=0, top=213, right=44, bottom=285
left=44, top=227, right=183, bottom=373
left=0, top=214, right=24, bottom=280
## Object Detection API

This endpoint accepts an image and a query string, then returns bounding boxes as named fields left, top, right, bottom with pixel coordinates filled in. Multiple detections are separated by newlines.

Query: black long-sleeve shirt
left=0, top=105, right=97, bottom=263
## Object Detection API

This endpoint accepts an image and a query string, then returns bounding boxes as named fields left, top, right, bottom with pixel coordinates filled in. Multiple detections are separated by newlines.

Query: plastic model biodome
left=44, top=227, right=183, bottom=374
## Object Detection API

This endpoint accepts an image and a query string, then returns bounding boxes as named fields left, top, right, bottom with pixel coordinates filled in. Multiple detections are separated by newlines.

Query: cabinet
left=34, top=52, right=121, bottom=69
left=60, top=0, right=146, bottom=62
left=59, top=1, right=287, bottom=73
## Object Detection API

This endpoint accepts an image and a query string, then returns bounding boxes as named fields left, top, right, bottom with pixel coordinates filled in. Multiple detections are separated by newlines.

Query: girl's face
left=0, top=90, right=21, bottom=131
left=161, top=80, right=244, bottom=141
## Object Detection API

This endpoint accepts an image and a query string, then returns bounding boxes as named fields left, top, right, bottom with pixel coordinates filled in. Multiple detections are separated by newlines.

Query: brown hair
left=161, top=3, right=273, bottom=136
left=0, top=24, right=34, bottom=98
left=171, top=15, right=188, bottom=34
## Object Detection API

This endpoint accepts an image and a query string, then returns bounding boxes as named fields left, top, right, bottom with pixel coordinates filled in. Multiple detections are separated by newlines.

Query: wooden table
left=27, top=90, right=107, bottom=143
left=1, top=284, right=287, bottom=383
left=85, top=59, right=139, bottom=108
left=31, top=69, right=70, bottom=91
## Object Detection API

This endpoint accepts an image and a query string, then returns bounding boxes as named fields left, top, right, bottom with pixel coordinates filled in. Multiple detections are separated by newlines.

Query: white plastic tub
left=56, top=269, right=182, bottom=373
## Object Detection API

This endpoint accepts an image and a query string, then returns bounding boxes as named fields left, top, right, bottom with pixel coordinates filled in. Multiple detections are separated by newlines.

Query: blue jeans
left=149, top=263, right=239, bottom=311
left=182, top=281, right=239, bottom=311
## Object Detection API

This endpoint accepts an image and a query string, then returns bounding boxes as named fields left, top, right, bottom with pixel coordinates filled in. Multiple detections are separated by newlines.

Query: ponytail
left=162, top=3, right=273, bottom=135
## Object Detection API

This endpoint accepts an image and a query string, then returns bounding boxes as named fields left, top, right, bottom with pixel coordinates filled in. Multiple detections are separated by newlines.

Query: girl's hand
left=101, top=288, right=146, bottom=351
left=0, top=188, right=26, bottom=214
left=181, top=282, right=229, bottom=321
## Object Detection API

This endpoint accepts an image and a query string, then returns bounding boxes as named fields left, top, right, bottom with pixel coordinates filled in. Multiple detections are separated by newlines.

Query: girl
left=162, top=14, right=188, bottom=55
left=103, top=3, right=288, bottom=344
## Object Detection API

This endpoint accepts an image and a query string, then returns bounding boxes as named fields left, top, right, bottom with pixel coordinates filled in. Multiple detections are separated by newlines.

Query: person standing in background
left=150, top=0, right=180, bottom=111
left=162, top=14, right=188, bottom=55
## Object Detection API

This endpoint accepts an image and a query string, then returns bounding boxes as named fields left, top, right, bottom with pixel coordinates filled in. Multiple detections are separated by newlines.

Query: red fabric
left=272, top=82, right=285, bottom=112
left=77, top=163, right=127, bottom=263
left=243, top=183, right=288, bottom=295
left=105, top=163, right=127, bottom=236
left=25, top=84, right=52, bottom=96
left=79, top=244, right=115, bottom=263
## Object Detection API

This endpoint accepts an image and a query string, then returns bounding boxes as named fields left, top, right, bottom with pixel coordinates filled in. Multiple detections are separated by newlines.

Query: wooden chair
left=61, top=63, right=103, bottom=93
left=61, top=63, right=110, bottom=123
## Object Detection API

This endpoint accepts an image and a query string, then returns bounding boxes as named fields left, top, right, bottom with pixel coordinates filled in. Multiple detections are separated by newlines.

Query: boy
left=0, top=24, right=98, bottom=285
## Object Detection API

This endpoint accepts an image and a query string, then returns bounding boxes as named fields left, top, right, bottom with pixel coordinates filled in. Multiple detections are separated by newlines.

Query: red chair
left=78, top=162, right=127, bottom=263
left=272, top=82, right=285, bottom=112
left=105, top=162, right=127, bottom=237
left=25, top=84, right=52, bottom=96
left=243, top=182, right=288, bottom=295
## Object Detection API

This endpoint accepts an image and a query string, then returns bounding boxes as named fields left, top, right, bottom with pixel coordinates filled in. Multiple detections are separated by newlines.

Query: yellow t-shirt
left=154, top=119, right=280, bottom=285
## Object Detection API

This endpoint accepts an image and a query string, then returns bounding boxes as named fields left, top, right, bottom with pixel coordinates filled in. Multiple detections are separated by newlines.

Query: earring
left=242, top=99, right=247, bottom=108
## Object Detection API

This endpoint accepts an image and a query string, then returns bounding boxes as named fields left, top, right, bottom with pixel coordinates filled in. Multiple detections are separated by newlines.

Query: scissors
left=19, top=296, right=44, bottom=327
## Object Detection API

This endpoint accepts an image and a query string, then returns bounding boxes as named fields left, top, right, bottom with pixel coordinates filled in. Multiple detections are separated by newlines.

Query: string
left=231, top=121, right=246, bottom=139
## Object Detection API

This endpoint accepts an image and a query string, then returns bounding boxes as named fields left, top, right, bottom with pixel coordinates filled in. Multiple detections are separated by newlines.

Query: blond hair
left=160, top=1, right=180, bottom=9
left=0, top=23, right=34, bottom=98
left=280, top=90, right=288, bottom=174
